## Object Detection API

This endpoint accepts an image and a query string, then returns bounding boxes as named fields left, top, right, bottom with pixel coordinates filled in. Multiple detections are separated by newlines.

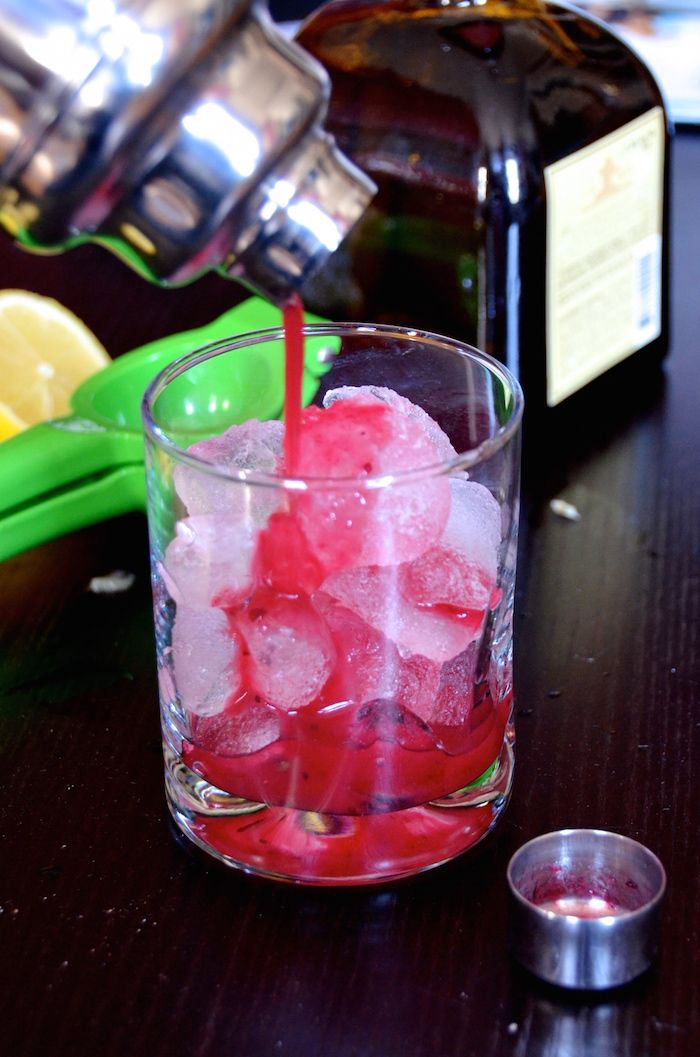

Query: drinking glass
left=142, top=323, right=523, bottom=885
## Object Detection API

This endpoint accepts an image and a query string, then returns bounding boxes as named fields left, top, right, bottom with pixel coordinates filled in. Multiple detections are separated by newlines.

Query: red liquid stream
left=282, top=293, right=305, bottom=474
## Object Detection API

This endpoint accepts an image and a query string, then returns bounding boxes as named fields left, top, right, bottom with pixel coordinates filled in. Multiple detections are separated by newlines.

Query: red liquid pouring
left=282, top=293, right=305, bottom=474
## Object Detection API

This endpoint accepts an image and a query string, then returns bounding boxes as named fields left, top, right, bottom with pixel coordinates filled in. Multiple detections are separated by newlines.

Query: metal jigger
left=507, top=829, right=666, bottom=990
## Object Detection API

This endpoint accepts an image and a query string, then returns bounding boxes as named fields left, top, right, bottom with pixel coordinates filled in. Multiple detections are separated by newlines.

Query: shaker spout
left=223, top=130, right=376, bottom=304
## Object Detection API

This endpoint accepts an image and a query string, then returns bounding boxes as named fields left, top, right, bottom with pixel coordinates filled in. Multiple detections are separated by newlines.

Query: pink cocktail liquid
left=163, top=305, right=513, bottom=884
left=180, top=690, right=511, bottom=883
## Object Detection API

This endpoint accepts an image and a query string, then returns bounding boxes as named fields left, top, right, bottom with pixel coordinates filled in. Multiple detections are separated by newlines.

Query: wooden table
left=1, top=130, right=699, bottom=1057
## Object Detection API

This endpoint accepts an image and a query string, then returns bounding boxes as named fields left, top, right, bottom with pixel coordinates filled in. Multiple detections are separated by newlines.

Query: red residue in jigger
left=529, top=863, right=643, bottom=919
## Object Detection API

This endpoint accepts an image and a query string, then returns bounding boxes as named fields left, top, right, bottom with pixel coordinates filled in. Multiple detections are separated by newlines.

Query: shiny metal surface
left=225, top=128, right=380, bottom=302
left=0, top=0, right=374, bottom=300
left=507, top=829, right=666, bottom=990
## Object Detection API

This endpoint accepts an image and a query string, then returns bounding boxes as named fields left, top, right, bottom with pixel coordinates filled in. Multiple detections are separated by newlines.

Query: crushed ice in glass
left=172, top=605, right=241, bottom=716
left=163, top=387, right=502, bottom=732
left=174, top=418, right=284, bottom=525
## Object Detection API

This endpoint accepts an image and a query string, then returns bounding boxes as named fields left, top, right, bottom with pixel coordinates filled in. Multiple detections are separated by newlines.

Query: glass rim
left=141, top=321, right=524, bottom=491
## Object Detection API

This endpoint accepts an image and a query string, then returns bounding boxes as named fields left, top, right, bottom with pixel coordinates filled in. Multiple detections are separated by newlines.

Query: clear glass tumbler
left=142, top=323, right=523, bottom=886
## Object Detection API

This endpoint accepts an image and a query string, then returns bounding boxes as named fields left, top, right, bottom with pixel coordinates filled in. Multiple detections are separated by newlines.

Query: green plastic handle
left=0, top=463, right=146, bottom=564
left=0, top=418, right=141, bottom=515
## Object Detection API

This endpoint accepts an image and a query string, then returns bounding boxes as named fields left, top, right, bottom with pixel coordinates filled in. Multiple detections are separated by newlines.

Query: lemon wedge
left=0, top=289, right=110, bottom=430
left=0, top=399, right=26, bottom=441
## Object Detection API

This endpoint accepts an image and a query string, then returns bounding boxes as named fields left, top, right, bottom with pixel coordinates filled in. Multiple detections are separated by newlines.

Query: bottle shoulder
left=299, top=0, right=667, bottom=154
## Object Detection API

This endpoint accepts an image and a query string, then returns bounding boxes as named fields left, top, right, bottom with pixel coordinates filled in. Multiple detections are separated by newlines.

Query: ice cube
left=351, top=699, right=439, bottom=752
left=193, top=699, right=281, bottom=756
left=379, top=643, right=478, bottom=735
left=394, top=479, right=500, bottom=634
left=313, top=590, right=402, bottom=704
left=162, top=515, right=256, bottom=609
left=322, top=565, right=475, bottom=664
left=434, top=642, right=479, bottom=726
left=235, top=589, right=336, bottom=710
left=313, top=591, right=443, bottom=722
left=314, top=589, right=480, bottom=731
left=172, top=604, right=241, bottom=717
left=443, top=478, right=501, bottom=581
left=157, top=651, right=177, bottom=708
left=398, top=546, right=493, bottom=631
left=295, top=396, right=450, bottom=570
left=323, top=385, right=457, bottom=462
left=174, top=418, right=284, bottom=524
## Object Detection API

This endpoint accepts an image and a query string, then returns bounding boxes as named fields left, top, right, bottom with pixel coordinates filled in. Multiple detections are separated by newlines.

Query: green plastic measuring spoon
left=0, top=297, right=331, bottom=563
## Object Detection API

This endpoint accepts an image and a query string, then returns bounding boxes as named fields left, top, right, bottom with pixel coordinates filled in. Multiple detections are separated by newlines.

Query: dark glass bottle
left=297, top=0, right=671, bottom=415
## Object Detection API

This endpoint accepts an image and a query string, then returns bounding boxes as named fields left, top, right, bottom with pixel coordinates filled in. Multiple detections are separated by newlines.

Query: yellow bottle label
left=545, top=107, right=665, bottom=407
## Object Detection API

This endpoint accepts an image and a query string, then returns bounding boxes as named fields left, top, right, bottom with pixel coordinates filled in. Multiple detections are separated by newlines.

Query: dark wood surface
left=1, top=131, right=698, bottom=1057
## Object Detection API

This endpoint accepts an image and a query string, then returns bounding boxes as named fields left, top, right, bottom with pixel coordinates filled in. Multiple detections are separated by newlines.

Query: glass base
left=163, top=727, right=514, bottom=886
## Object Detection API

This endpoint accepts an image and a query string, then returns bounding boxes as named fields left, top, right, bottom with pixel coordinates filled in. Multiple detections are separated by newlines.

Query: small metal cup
left=507, top=829, right=666, bottom=990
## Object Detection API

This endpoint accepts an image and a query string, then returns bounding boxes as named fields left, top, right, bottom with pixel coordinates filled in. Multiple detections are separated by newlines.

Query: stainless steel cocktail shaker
left=0, top=0, right=375, bottom=302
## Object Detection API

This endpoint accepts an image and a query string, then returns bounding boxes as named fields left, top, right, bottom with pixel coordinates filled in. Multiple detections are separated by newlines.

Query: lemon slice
left=0, top=400, right=26, bottom=441
left=0, top=289, right=110, bottom=429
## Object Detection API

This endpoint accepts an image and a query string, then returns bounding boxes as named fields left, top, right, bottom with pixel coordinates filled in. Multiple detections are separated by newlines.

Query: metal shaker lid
left=0, top=0, right=375, bottom=302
